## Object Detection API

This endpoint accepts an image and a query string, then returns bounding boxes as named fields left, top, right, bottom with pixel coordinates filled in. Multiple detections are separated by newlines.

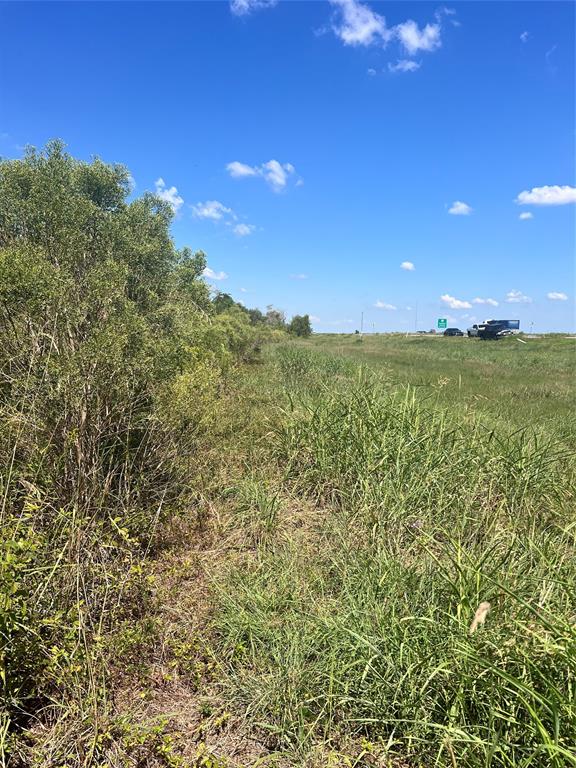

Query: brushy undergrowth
left=0, top=142, right=280, bottom=765
left=211, top=343, right=576, bottom=767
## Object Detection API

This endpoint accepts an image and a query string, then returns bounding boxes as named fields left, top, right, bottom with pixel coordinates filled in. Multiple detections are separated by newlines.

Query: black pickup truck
left=468, top=320, right=520, bottom=339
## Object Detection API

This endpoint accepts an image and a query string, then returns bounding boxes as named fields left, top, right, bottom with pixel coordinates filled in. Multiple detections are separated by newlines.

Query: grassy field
left=14, top=333, right=574, bottom=766
left=304, top=334, right=576, bottom=438
left=201, top=334, right=576, bottom=767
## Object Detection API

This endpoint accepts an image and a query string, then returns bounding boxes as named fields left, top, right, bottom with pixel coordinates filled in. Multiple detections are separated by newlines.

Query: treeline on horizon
left=212, top=290, right=312, bottom=338
left=0, top=140, right=308, bottom=758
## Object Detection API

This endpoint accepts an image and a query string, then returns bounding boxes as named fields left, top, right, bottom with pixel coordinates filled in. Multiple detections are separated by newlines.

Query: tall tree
left=288, top=314, right=312, bottom=337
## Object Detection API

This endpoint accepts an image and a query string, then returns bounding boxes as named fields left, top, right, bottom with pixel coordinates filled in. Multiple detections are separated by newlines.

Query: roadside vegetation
left=0, top=142, right=297, bottom=765
left=1, top=143, right=574, bottom=767
left=207, top=338, right=575, bottom=767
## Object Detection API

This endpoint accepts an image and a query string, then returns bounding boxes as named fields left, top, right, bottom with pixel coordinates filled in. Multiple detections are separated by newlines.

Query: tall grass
left=211, top=344, right=576, bottom=766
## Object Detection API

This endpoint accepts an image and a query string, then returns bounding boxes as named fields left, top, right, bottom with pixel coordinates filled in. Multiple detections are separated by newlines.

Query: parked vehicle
left=444, top=327, right=464, bottom=336
left=467, top=324, right=479, bottom=337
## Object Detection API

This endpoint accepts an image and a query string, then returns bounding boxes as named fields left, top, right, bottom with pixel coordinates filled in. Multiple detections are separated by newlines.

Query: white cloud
left=520, top=30, right=529, bottom=43
left=472, top=297, right=499, bottom=307
left=367, top=67, right=377, bottom=76
left=329, top=0, right=391, bottom=47
left=233, top=223, right=255, bottom=237
left=263, top=160, right=295, bottom=191
left=230, top=0, right=277, bottom=16
left=240, top=287, right=249, bottom=293
left=329, top=0, right=449, bottom=60
left=441, top=293, right=472, bottom=309
left=388, top=59, right=421, bottom=73
left=192, top=200, right=256, bottom=236
left=155, top=178, right=184, bottom=214
left=547, top=292, right=568, bottom=301
left=519, top=212, right=533, bottom=220
left=191, top=200, right=233, bottom=220
left=203, top=267, right=228, bottom=281
left=545, top=44, right=558, bottom=73
left=395, top=19, right=441, bottom=55
left=226, top=159, right=299, bottom=191
left=516, top=185, right=576, bottom=206
left=400, top=260, right=415, bottom=271
left=505, top=289, right=532, bottom=304
left=310, top=315, right=321, bottom=323
left=290, top=273, right=308, bottom=280
left=448, top=200, right=472, bottom=215
left=226, top=161, right=258, bottom=178
left=374, top=300, right=397, bottom=310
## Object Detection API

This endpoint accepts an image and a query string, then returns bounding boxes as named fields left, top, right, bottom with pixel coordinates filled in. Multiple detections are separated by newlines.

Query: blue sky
left=1, top=0, right=574, bottom=332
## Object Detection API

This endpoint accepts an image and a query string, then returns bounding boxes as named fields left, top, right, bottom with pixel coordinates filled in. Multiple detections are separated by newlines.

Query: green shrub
left=0, top=141, right=266, bottom=748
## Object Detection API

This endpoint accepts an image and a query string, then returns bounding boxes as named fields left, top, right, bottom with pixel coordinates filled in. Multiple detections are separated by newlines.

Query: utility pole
left=360, top=311, right=364, bottom=337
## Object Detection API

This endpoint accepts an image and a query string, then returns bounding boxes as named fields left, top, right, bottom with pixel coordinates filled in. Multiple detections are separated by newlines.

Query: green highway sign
left=437, top=318, right=447, bottom=329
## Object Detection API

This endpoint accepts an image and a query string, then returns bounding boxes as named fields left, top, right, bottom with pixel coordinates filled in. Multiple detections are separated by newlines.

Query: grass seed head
left=469, top=601, right=491, bottom=634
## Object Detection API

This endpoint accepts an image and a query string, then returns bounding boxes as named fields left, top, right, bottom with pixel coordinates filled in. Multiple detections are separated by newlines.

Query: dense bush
left=0, top=141, right=279, bottom=752
left=287, top=314, right=312, bottom=337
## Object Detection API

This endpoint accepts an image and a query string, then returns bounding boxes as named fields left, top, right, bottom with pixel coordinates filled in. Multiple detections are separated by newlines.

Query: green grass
left=303, top=334, right=576, bottom=440
left=208, top=335, right=576, bottom=767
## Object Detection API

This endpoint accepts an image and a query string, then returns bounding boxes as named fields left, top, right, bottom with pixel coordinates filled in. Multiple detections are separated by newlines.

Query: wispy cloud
left=395, top=19, right=441, bottom=55
left=374, top=300, right=397, bottom=310
left=192, top=199, right=256, bottom=236
left=329, top=0, right=445, bottom=59
left=505, top=289, right=532, bottom=304
left=226, top=159, right=299, bottom=191
left=516, top=185, right=576, bottom=206
left=191, top=200, right=234, bottom=220
left=448, top=200, right=472, bottom=215
left=230, top=0, right=277, bottom=16
left=155, top=178, right=184, bottom=214
left=519, top=212, right=533, bottom=220
left=329, top=0, right=390, bottom=47
left=388, top=59, right=421, bottom=73
left=226, top=161, right=259, bottom=178
left=238, top=0, right=454, bottom=73
left=237, top=0, right=452, bottom=74
left=545, top=44, right=558, bottom=74
left=264, top=160, right=296, bottom=191
left=547, top=291, right=568, bottom=301
left=472, top=297, right=499, bottom=307
left=400, top=260, right=415, bottom=271
left=233, top=223, right=256, bottom=237
left=289, top=273, right=308, bottom=280
left=203, top=266, right=228, bottom=281
left=520, top=30, right=529, bottom=43
left=441, top=293, right=472, bottom=309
